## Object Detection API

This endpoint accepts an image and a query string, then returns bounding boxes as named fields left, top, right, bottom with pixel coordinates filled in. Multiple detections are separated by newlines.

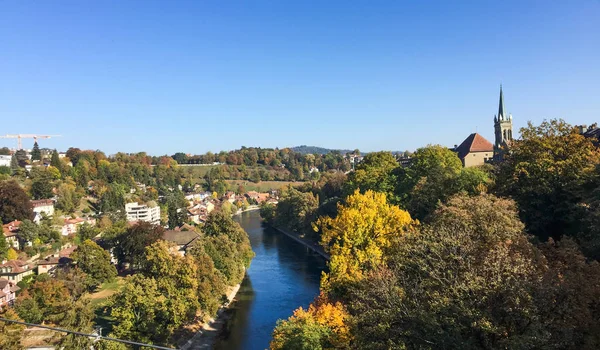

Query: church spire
left=498, top=84, right=506, bottom=120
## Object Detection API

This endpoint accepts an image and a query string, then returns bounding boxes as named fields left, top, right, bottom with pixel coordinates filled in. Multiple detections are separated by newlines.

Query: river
left=213, top=210, right=327, bottom=350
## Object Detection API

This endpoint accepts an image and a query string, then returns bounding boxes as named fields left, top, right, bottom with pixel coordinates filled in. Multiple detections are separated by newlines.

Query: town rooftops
left=162, top=230, right=200, bottom=246
left=455, top=133, right=494, bottom=159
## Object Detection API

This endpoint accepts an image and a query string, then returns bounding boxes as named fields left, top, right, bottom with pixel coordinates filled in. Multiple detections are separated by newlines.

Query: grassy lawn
left=224, top=180, right=304, bottom=192
left=89, top=277, right=125, bottom=335
left=88, top=277, right=124, bottom=308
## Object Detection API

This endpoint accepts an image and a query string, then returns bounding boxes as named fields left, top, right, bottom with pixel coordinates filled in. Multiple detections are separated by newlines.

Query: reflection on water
left=213, top=211, right=326, bottom=350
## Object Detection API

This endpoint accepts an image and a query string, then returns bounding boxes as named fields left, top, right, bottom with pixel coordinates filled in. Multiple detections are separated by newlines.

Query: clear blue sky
left=1, top=1, right=599, bottom=155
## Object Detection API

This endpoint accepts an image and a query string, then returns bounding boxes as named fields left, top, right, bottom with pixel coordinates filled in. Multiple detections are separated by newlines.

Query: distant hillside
left=291, top=145, right=355, bottom=155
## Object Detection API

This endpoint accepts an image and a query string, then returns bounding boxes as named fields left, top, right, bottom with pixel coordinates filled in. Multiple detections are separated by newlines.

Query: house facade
left=0, top=279, right=19, bottom=308
left=31, top=199, right=55, bottom=224
left=0, top=260, right=34, bottom=283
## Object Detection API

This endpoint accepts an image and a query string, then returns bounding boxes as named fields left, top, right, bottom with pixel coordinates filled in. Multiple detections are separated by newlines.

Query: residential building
left=454, top=133, right=494, bottom=167
left=0, top=155, right=11, bottom=167
left=125, top=202, right=161, bottom=225
left=0, top=260, right=34, bottom=283
left=61, top=217, right=96, bottom=236
left=493, top=85, right=514, bottom=160
left=2, top=221, right=21, bottom=250
left=162, top=230, right=200, bottom=256
left=0, top=279, right=19, bottom=308
left=31, top=199, right=55, bottom=224
left=224, top=191, right=236, bottom=204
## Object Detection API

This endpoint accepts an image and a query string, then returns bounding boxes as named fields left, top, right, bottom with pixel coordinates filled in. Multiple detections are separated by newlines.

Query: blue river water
left=213, top=210, right=327, bottom=350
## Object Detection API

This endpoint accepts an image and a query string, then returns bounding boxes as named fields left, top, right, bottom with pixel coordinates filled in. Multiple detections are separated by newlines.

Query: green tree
left=77, top=223, right=100, bottom=241
left=497, top=119, right=600, bottom=242
left=274, top=186, right=319, bottom=234
left=30, top=141, right=41, bottom=161
left=166, top=191, right=187, bottom=229
left=0, top=234, right=8, bottom=261
left=55, top=180, right=81, bottom=213
left=71, top=240, right=117, bottom=288
left=30, top=167, right=55, bottom=199
left=15, top=278, right=72, bottom=324
left=50, top=149, right=62, bottom=171
left=112, top=221, right=163, bottom=268
left=16, top=219, right=38, bottom=243
left=0, top=180, right=33, bottom=223
left=9, top=154, right=19, bottom=172
left=397, top=145, right=489, bottom=220
left=347, top=151, right=399, bottom=202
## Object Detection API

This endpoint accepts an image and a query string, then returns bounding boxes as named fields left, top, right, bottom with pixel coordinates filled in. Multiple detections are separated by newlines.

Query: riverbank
left=180, top=282, right=242, bottom=350
left=273, top=226, right=330, bottom=260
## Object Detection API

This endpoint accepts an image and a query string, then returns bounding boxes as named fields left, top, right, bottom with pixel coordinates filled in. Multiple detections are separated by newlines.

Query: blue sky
left=1, top=1, right=598, bottom=155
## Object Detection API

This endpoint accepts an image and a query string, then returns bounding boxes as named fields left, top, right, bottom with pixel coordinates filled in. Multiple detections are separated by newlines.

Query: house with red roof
left=454, top=133, right=494, bottom=168
left=2, top=221, right=21, bottom=250
left=0, top=260, right=34, bottom=283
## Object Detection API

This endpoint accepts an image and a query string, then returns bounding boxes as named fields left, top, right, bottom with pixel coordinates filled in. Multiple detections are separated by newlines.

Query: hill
left=291, top=145, right=355, bottom=155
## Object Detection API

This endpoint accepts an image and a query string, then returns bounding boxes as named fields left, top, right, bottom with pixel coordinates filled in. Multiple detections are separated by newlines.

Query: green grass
left=88, top=277, right=124, bottom=308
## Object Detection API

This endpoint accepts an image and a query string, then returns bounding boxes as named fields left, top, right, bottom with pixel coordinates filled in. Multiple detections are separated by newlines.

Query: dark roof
left=455, top=133, right=494, bottom=159
left=162, top=230, right=200, bottom=246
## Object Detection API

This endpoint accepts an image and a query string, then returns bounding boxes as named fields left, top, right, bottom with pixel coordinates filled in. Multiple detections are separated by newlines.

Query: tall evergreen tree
left=31, top=142, right=41, bottom=161
left=50, top=149, right=62, bottom=171
left=10, top=154, right=19, bottom=172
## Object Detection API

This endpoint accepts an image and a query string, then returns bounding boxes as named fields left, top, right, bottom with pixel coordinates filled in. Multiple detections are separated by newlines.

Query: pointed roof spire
left=498, top=84, right=506, bottom=120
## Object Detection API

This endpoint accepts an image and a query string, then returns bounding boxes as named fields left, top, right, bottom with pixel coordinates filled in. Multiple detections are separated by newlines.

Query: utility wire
left=0, top=317, right=176, bottom=350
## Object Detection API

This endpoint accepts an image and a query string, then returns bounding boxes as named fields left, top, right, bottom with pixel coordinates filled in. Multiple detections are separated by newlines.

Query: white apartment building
left=31, top=199, right=55, bottom=224
left=0, top=155, right=11, bottom=167
left=125, top=202, right=161, bottom=225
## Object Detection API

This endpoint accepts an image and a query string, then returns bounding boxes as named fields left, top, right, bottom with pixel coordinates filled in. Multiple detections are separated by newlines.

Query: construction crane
left=0, top=134, right=62, bottom=150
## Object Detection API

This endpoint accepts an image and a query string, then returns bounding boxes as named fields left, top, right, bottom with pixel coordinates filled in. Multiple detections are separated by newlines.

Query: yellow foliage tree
left=271, top=294, right=352, bottom=349
left=315, top=190, right=415, bottom=294
left=6, top=248, right=17, bottom=261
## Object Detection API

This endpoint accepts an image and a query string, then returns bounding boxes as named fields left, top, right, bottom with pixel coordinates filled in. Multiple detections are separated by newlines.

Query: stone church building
left=455, top=86, right=514, bottom=167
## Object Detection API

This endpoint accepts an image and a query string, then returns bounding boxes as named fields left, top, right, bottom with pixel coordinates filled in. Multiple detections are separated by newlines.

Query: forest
left=265, top=119, right=600, bottom=349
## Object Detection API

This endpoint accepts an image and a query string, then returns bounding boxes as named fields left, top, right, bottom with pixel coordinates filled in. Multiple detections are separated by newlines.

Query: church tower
left=494, top=85, right=513, bottom=158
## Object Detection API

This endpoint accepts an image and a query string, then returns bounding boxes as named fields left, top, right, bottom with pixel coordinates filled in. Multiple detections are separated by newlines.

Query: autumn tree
left=316, top=190, right=414, bottom=297
left=6, top=248, right=18, bottom=261
left=71, top=240, right=117, bottom=288
left=348, top=193, right=600, bottom=349
left=55, top=179, right=82, bottom=213
left=0, top=180, right=32, bottom=223
left=112, top=221, right=163, bottom=268
left=497, top=119, right=600, bottom=242
left=0, top=308, right=25, bottom=350
left=271, top=294, right=352, bottom=350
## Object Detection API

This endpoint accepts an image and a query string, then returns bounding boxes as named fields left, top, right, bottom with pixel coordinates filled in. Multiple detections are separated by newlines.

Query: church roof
left=455, top=133, right=494, bottom=159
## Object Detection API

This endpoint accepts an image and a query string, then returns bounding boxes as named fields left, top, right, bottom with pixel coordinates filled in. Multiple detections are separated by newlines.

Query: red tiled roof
left=2, top=221, right=21, bottom=237
left=455, top=133, right=494, bottom=159
left=0, top=260, right=31, bottom=274
left=31, top=199, right=54, bottom=208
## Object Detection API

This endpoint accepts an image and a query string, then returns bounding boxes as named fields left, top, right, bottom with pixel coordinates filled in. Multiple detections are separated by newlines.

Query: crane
left=0, top=134, right=62, bottom=150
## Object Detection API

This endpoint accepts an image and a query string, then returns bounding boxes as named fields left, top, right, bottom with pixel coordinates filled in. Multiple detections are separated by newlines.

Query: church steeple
left=498, top=84, right=506, bottom=121
left=493, top=85, right=513, bottom=160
